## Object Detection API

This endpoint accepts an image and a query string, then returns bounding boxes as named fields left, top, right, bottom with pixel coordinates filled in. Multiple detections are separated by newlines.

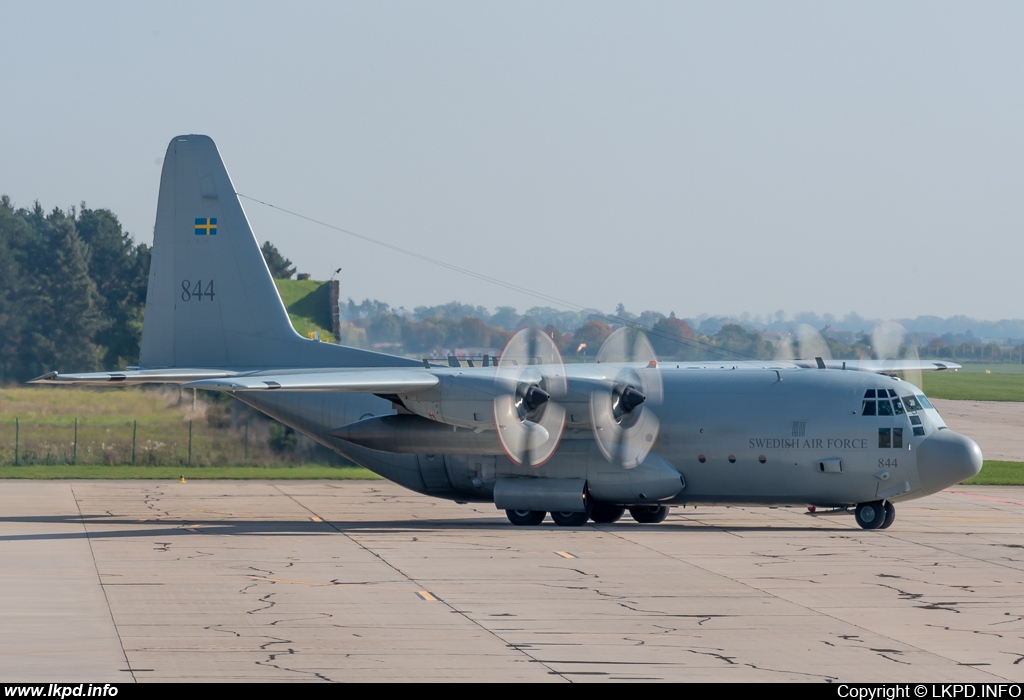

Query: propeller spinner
left=590, top=327, right=662, bottom=468
left=493, top=328, right=567, bottom=468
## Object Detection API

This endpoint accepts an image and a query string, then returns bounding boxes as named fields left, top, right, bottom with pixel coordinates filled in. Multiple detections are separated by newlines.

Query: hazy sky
left=2, top=2, right=1022, bottom=321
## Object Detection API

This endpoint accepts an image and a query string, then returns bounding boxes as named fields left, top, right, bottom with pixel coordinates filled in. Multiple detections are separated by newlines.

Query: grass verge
left=0, top=465, right=380, bottom=480
left=923, top=372, right=1024, bottom=402
left=961, top=460, right=1024, bottom=486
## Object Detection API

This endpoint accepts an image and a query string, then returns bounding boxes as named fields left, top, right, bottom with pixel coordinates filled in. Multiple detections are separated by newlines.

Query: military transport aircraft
left=31, top=135, right=983, bottom=530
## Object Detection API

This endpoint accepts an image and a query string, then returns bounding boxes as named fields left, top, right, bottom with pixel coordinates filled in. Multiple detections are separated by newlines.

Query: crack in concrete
left=743, top=662, right=839, bottom=681
left=257, top=636, right=293, bottom=651
left=269, top=612, right=334, bottom=627
left=925, top=624, right=1003, bottom=638
left=991, top=613, right=1024, bottom=627
left=538, top=566, right=596, bottom=578
left=204, top=625, right=242, bottom=638
left=614, top=602, right=731, bottom=625
left=870, top=648, right=912, bottom=665
left=876, top=583, right=962, bottom=613
left=687, top=648, right=737, bottom=665
left=246, top=592, right=277, bottom=615
left=877, top=573, right=975, bottom=594
left=256, top=653, right=336, bottom=683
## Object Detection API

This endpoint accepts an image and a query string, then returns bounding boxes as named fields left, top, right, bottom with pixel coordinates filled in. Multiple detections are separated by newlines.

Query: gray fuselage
left=235, top=365, right=977, bottom=509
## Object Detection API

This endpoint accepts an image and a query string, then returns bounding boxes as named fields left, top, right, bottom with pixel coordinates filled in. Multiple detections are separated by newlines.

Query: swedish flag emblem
left=194, top=217, right=217, bottom=235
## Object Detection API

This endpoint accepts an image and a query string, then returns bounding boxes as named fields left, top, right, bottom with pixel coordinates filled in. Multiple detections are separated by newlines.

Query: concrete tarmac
left=1, top=479, right=1023, bottom=682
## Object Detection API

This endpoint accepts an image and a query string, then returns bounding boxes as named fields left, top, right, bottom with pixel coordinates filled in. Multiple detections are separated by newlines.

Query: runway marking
left=415, top=590, right=438, bottom=601
left=554, top=551, right=577, bottom=559
left=310, top=516, right=323, bottom=522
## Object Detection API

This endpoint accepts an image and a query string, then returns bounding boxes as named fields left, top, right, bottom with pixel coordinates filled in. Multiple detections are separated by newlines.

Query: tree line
left=6, top=197, right=1010, bottom=385
left=0, top=197, right=150, bottom=383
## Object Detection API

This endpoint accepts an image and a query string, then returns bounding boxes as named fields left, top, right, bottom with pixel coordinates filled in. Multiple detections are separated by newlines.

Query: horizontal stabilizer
left=184, top=368, right=439, bottom=393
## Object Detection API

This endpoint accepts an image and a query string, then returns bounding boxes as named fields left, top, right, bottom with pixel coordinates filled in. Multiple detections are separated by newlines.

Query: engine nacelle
left=330, top=414, right=505, bottom=455
left=398, top=373, right=504, bottom=429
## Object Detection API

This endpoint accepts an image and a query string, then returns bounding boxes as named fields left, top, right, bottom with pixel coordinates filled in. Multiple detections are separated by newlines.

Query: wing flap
left=184, top=368, right=439, bottom=393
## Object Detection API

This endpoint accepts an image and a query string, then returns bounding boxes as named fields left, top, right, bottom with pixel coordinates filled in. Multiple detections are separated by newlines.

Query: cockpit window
left=902, top=395, right=923, bottom=412
left=863, top=389, right=928, bottom=417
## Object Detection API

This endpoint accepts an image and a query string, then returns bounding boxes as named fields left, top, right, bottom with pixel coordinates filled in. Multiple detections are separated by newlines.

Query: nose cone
left=917, top=430, right=983, bottom=494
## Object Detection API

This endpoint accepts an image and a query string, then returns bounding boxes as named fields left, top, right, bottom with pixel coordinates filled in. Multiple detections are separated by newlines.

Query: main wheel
left=551, top=510, right=591, bottom=527
left=879, top=501, right=896, bottom=529
left=591, top=503, right=626, bottom=524
left=854, top=501, right=886, bottom=530
left=506, top=509, right=546, bottom=526
left=629, top=504, right=670, bottom=524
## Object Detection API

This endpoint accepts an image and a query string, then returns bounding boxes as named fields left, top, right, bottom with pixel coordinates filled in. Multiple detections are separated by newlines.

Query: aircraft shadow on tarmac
left=0, top=513, right=859, bottom=542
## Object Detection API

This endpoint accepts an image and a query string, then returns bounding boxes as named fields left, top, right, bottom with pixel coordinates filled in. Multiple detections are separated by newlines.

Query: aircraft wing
left=791, top=359, right=961, bottom=373
left=184, top=368, right=439, bottom=393
left=29, top=369, right=240, bottom=385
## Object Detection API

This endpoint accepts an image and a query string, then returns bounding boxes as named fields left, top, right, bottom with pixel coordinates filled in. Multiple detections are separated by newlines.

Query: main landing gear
left=628, top=504, right=670, bottom=524
left=504, top=503, right=670, bottom=526
left=854, top=500, right=895, bottom=530
left=505, top=509, right=546, bottom=526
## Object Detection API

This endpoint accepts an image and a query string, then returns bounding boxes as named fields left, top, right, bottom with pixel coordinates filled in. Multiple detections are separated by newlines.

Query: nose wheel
left=855, top=501, right=895, bottom=530
left=880, top=501, right=896, bottom=529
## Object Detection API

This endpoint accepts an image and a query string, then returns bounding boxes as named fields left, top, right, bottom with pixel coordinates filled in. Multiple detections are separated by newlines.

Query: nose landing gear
left=855, top=500, right=895, bottom=530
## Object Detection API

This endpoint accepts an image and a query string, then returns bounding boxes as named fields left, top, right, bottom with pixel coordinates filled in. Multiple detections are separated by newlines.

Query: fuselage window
left=892, top=398, right=905, bottom=415
left=913, top=426, right=926, bottom=437
left=879, top=428, right=891, bottom=448
left=916, top=394, right=934, bottom=409
left=862, top=400, right=876, bottom=416
left=877, top=400, right=894, bottom=416
left=864, top=389, right=876, bottom=398
left=893, top=428, right=903, bottom=449
left=910, top=415, right=922, bottom=425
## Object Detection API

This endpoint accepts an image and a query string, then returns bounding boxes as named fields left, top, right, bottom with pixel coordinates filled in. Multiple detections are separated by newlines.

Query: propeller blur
left=30, top=135, right=983, bottom=530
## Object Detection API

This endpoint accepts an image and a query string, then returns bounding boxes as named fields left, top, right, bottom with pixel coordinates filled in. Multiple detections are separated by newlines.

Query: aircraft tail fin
left=140, top=135, right=416, bottom=370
